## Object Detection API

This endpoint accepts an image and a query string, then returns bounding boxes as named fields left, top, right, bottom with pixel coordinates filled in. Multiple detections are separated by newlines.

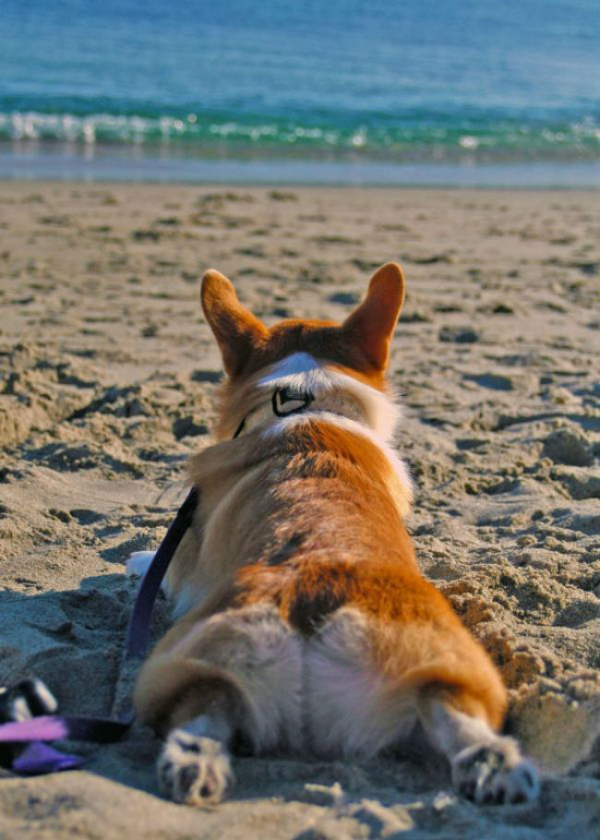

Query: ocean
left=1, top=0, right=598, bottom=186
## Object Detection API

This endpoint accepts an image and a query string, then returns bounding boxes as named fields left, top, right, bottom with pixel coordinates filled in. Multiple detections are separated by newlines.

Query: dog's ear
left=201, top=269, right=267, bottom=376
left=342, top=262, right=405, bottom=370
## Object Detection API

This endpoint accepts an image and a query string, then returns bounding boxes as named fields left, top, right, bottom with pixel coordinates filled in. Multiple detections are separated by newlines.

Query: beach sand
left=0, top=182, right=598, bottom=839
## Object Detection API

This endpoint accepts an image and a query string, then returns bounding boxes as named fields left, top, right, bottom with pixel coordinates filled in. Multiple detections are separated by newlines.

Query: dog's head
left=200, top=263, right=406, bottom=441
left=201, top=262, right=405, bottom=390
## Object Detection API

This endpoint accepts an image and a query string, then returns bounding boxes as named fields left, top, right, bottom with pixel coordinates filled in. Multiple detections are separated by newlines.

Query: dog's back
left=132, top=264, right=539, bottom=807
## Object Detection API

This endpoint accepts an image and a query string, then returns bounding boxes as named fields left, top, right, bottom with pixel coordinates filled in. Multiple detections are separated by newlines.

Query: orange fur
left=201, top=265, right=403, bottom=389
left=132, top=262, right=537, bottom=807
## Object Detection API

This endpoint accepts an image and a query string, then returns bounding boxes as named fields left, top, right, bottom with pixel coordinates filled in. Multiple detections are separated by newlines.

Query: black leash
left=0, top=383, right=315, bottom=774
left=0, top=488, right=199, bottom=774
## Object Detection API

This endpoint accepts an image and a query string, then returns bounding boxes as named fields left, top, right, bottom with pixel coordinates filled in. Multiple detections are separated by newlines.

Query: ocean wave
left=0, top=111, right=598, bottom=161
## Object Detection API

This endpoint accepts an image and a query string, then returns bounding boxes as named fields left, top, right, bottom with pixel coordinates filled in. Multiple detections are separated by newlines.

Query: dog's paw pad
left=158, top=730, right=234, bottom=806
left=452, top=741, right=539, bottom=805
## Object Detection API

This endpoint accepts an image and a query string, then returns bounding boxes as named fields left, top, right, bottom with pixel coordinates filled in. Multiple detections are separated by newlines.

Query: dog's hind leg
left=158, top=704, right=236, bottom=806
left=417, top=687, right=539, bottom=805
left=134, top=656, right=250, bottom=806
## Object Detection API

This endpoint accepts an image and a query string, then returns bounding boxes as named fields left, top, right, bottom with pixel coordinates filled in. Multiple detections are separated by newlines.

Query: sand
left=0, top=181, right=598, bottom=840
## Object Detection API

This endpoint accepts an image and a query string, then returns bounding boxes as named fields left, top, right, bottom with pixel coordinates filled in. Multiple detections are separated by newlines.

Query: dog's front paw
left=126, top=550, right=156, bottom=578
left=452, top=740, right=539, bottom=805
left=158, top=730, right=234, bottom=806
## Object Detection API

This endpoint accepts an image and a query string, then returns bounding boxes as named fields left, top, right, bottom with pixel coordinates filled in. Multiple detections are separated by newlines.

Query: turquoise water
left=1, top=0, right=598, bottom=182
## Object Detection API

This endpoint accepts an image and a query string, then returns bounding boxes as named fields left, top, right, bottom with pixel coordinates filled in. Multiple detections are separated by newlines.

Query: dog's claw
left=452, top=741, right=539, bottom=805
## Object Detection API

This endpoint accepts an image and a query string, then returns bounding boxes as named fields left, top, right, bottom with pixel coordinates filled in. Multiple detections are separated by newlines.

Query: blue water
left=0, top=0, right=598, bottom=183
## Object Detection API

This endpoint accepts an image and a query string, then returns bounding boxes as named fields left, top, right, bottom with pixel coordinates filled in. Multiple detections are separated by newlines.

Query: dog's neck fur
left=234, top=352, right=401, bottom=443
left=222, top=353, right=413, bottom=514
left=234, top=380, right=366, bottom=438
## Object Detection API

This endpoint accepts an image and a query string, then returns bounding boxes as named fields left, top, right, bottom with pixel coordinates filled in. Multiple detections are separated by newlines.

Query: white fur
left=167, top=604, right=418, bottom=760
left=257, top=352, right=413, bottom=509
left=258, top=351, right=320, bottom=380
left=169, top=603, right=304, bottom=753
left=158, top=728, right=234, bottom=805
left=126, top=550, right=171, bottom=597
left=182, top=714, right=230, bottom=741
left=422, top=702, right=540, bottom=804
left=126, top=550, right=156, bottom=578
left=259, top=352, right=401, bottom=443
left=170, top=583, right=209, bottom=621
left=427, top=703, right=497, bottom=756
left=303, top=608, right=417, bottom=758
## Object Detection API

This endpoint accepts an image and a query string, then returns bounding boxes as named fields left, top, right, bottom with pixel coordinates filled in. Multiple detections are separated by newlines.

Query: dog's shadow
left=0, top=574, right=446, bottom=804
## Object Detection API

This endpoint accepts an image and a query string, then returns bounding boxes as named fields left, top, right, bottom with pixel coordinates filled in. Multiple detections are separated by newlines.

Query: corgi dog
left=128, top=263, right=539, bottom=807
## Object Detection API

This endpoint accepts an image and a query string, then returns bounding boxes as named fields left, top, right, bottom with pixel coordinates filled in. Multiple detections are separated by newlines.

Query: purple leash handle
left=0, top=488, right=198, bottom=775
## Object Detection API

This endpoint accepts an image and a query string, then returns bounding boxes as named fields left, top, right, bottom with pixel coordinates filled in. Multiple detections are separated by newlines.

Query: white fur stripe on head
left=258, top=353, right=401, bottom=443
